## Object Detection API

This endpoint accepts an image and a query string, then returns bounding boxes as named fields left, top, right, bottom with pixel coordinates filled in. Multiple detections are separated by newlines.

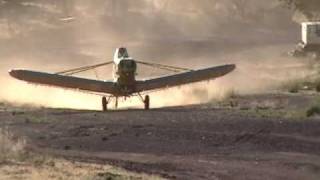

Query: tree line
left=0, top=0, right=319, bottom=37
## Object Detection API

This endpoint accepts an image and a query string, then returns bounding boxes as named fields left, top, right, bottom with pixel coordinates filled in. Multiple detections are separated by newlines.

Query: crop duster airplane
left=9, top=48, right=236, bottom=111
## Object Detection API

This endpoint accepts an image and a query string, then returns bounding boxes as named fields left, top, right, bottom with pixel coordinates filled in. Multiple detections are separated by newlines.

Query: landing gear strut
left=144, top=95, right=150, bottom=110
left=115, top=97, right=118, bottom=109
left=138, top=93, right=150, bottom=110
left=102, top=96, right=108, bottom=111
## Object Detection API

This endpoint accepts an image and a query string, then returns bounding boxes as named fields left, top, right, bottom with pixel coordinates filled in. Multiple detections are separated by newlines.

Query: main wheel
left=102, top=97, right=108, bottom=111
left=144, top=95, right=150, bottom=110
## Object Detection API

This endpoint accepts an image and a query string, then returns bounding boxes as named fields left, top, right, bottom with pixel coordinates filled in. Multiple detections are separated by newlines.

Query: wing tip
left=224, top=64, right=236, bottom=73
left=8, top=69, right=18, bottom=78
left=8, top=69, right=29, bottom=80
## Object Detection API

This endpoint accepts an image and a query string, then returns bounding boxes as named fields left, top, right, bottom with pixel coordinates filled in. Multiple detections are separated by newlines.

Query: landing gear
left=101, top=96, right=119, bottom=111
left=138, top=93, right=150, bottom=110
left=102, top=94, right=150, bottom=111
left=102, top=96, right=108, bottom=111
left=115, top=97, right=118, bottom=109
left=144, top=95, right=150, bottom=110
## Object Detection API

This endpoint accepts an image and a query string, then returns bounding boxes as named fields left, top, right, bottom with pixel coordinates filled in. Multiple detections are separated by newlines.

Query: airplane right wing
left=9, top=69, right=117, bottom=95
left=135, top=64, right=236, bottom=92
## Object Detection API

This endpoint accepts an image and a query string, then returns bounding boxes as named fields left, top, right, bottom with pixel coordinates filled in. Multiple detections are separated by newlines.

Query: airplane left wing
left=135, top=64, right=235, bottom=92
left=9, top=70, right=117, bottom=95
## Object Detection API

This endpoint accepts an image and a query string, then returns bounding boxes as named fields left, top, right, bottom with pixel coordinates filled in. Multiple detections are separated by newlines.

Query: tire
left=144, top=95, right=150, bottom=110
left=102, top=97, right=108, bottom=111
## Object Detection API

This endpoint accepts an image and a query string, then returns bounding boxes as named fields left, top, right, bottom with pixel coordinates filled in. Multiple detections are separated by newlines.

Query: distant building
left=301, top=22, right=320, bottom=45
left=290, top=21, right=320, bottom=59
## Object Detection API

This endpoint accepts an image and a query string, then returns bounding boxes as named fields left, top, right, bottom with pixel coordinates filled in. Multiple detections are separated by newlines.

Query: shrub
left=316, top=82, right=320, bottom=92
left=282, top=80, right=301, bottom=93
left=306, top=106, right=320, bottom=117
left=288, top=84, right=299, bottom=93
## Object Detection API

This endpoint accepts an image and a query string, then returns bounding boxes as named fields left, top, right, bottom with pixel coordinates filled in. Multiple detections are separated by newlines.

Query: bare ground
left=1, top=93, right=320, bottom=180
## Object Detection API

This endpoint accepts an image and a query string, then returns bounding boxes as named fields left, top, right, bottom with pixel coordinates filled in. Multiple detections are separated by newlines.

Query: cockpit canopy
left=118, top=59, right=137, bottom=72
left=118, top=47, right=129, bottom=59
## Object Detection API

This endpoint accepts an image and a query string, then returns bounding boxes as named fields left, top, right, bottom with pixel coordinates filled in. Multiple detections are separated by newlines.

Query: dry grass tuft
left=224, top=88, right=237, bottom=100
left=0, top=127, right=27, bottom=163
left=282, top=80, right=301, bottom=93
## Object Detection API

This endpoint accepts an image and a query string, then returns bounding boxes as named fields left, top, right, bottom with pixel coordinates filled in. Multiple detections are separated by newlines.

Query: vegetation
left=315, top=80, right=320, bottom=92
left=24, top=116, right=51, bottom=124
left=288, top=84, right=299, bottom=93
left=280, top=0, right=320, bottom=20
left=281, top=79, right=302, bottom=93
left=0, top=127, right=26, bottom=163
left=306, top=96, right=320, bottom=117
left=306, top=105, right=320, bottom=117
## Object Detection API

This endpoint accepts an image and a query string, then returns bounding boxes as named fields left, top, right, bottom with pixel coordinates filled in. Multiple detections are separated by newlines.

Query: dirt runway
left=1, top=93, right=320, bottom=180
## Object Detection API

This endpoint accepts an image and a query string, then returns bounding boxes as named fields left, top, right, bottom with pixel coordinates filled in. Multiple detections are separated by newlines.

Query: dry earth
left=1, top=92, right=320, bottom=180
left=0, top=158, right=162, bottom=180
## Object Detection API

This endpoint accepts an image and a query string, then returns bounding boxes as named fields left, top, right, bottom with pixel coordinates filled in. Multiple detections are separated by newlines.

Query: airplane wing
left=135, top=64, right=236, bottom=92
left=9, top=70, right=117, bottom=95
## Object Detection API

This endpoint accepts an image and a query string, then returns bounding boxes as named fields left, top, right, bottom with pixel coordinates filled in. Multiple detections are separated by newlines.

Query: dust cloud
left=0, top=0, right=313, bottom=110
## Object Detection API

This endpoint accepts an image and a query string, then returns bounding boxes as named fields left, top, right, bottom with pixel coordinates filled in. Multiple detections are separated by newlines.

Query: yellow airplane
left=9, top=47, right=235, bottom=111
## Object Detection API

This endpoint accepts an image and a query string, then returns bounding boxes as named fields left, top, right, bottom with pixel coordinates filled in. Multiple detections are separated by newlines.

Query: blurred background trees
left=280, top=0, right=320, bottom=21
left=0, top=0, right=310, bottom=41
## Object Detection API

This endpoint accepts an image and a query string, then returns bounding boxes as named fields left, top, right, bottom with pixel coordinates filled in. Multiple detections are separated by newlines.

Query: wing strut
left=135, top=60, right=192, bottom=73
left=56, top=61, right=113, bottom=76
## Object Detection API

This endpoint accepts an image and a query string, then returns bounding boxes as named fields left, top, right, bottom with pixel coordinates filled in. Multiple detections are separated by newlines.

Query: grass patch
left=240, top=109, right=285, bottom=118
left=239, top=107, right=308, bottom=119
left=24, top=116, right=51, bottom=123
left=305, top=96, right=320, bottom=117
left=93, top=172, right=129, bottom=180
left=0, top=127, right=27, bottom=163
left=315, top=81, right=320, bottom=92
left=306, top=106, right=320, bottom=117
left=283, top=80, right=301, bottom=93
left=224, top=88, right=237, bottom=99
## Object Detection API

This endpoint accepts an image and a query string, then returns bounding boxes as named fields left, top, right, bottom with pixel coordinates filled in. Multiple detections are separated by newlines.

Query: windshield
left=119, top=60, right=136, bottom=71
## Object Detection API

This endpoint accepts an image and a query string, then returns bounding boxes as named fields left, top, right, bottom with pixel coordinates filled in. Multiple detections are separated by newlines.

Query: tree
left=280, top=0, right=320, bottom=20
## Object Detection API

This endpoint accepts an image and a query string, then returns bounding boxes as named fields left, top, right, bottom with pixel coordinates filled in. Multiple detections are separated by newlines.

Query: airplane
left=9, top=47, right=236, bottom=111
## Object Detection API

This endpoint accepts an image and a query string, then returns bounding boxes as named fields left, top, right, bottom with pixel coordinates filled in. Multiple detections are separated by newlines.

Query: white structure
left=302, top=22, right=320, bottom=45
